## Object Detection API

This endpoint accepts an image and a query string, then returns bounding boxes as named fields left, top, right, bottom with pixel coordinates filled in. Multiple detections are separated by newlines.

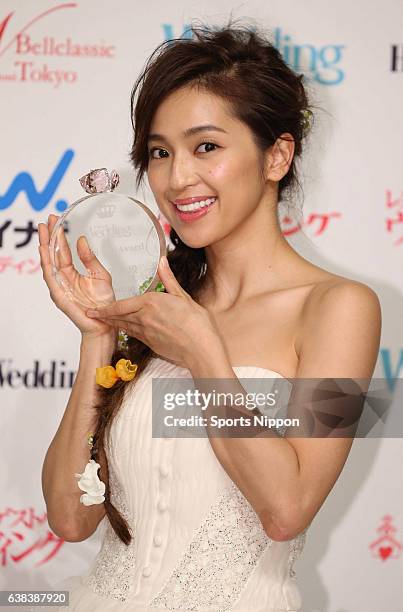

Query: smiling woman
left=39, top=17, right=381, bottom=612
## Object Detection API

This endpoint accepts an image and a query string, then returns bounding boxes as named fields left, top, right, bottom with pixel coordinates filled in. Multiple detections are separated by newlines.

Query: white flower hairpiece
left=74, top=459, right=106, bottom=506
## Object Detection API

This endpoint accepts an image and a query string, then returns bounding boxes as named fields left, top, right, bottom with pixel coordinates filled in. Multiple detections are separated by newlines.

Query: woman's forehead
left=149, top=88, right=239, bottom=138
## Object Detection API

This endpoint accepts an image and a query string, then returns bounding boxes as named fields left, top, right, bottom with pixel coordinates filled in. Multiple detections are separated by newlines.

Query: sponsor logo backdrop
left=1, top=1, right=402, bottom=611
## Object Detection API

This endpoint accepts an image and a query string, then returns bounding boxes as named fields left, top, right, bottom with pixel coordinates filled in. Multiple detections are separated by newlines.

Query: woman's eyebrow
left=148, top=124, right=228, bottom=143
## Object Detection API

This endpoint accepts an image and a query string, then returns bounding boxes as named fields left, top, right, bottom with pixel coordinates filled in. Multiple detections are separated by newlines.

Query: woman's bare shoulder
left=304, top=269, right=379, bottom=305
left=294, top=268, right=381, bottom=356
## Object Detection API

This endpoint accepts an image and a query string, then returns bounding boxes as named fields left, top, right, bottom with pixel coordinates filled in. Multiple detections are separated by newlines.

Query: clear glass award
left=49, top=168, right=167, bottom=309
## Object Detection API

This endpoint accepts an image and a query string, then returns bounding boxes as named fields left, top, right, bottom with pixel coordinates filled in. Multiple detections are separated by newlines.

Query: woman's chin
left=177, top=236, right=210, bottom=249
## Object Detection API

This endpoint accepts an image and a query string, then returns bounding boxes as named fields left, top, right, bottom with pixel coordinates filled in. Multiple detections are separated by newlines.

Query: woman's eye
left=148, top=142, right=219, bottom=160
left=149, top=148, right=169, bottom=160
left=196, top=142, right=219, bottom=153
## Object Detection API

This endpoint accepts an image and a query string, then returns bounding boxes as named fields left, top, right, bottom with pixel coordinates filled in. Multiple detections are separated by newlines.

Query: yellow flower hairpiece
left=96, top=359, right=138, bottom=388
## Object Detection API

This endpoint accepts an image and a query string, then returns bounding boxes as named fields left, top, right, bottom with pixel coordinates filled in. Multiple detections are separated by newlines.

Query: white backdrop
left=1, top=1, right=402, bottom=611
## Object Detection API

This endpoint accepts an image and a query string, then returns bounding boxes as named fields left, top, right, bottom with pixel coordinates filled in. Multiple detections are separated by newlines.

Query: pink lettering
left=14, top=60, right=33, bottom=81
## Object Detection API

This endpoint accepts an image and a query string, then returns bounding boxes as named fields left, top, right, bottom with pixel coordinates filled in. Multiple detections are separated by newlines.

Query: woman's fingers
left=47, top=216, right=112, bottom=283
left=76, top=235, right=112, bottom=281
left=88, top=295, right=144, bottom=318
left=99, top=318, right=144, bottom=340
left=43, top=217, right=111, bottom=284
left=56, top=218, right=73, bottom=269
left=39, top=214, right=76, bottom=303
left=38, top=215, right=60, bottom=290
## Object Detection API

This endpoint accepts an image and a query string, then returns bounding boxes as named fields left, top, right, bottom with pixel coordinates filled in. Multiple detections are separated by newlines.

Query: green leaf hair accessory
left=301, top=109, right=313, bottom=136
left=154, top=281, right=166, bottom=292
left=139, top=276, right=166, bottom=294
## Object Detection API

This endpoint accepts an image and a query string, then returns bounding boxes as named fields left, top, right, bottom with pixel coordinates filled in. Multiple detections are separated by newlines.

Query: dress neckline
left=151, top=356, right=285, bottom=380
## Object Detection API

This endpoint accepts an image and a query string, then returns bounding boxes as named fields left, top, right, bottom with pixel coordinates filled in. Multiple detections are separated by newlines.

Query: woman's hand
left=38, top=213, right=116, bottom=341
left=85, top=256, right=224, bottom=368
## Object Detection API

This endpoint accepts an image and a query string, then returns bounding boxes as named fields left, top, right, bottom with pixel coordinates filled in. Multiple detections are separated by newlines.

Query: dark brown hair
left=92, top=20, right=313, bottom=545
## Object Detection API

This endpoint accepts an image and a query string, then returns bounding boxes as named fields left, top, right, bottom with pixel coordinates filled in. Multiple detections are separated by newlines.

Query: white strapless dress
left=44, top=357, right=308, bottom=612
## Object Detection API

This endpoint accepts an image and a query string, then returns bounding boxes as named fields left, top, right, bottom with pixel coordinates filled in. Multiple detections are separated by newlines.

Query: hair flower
left=115, top=359, right=138, bottom=381
left=301, top=108, right=313, bottom=136
left=96, top=365, right=119, bottom=388
left=74, top=459, right=106, bottom=506
left=96, top=359, right=138, bottom=387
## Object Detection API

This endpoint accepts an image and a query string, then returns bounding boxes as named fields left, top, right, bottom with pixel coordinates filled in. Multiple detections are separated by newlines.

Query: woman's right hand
left=38, top=213, right=117, bottom=340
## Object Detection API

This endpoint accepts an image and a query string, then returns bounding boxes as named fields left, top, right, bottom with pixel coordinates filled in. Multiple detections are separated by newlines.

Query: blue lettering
left=380, top=348, right=403, bottom=391
left=272, top=27, right=345, bottom=85
left=0, top=149, right=73, bottom=212
left=162, top=24, right=192, bottom=42
left=314, top=45, right=345, bottom=85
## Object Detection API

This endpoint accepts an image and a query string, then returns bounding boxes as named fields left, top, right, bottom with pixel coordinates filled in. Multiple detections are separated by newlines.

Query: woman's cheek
left=208, top=163, right=223, bottom=176
left=208, top=163, right=234, bottom=180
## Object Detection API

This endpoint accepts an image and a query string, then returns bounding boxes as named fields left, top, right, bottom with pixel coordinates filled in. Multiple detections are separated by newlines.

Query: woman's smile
left=171, top=197, right=217, bottom=223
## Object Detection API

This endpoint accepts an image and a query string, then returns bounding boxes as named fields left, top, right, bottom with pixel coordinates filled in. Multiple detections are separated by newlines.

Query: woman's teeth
left=175, top=197, right=216, bottom=212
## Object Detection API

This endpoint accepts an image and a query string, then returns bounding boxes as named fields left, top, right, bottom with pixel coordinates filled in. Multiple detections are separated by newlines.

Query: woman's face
left=146, top=84, right=270, bottom=249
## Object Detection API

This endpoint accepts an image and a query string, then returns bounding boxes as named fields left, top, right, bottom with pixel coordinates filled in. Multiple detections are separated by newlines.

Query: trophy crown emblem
left=79, top=168, right=120, bottom=194
left=96, top=203, right=116, bottom=218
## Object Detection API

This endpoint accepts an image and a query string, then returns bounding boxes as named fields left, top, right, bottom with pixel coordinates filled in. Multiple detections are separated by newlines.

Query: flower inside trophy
left=49, top=168, right=167, bottom=309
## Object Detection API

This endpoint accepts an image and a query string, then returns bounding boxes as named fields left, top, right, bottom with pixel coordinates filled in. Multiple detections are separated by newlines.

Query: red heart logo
left=379, top=546, right=392, bottom=560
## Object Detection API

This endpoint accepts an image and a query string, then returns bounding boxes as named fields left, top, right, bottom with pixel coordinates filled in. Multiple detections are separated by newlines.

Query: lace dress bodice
left=45, top=357, right=308, bottom=612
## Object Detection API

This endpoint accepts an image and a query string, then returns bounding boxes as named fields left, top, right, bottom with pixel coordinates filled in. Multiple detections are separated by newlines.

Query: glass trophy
left=49, top=168, right=167, bottom=309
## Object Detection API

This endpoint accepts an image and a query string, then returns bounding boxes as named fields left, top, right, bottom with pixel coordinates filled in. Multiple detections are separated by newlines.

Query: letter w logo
left=0, top=149, right=74, bottom=212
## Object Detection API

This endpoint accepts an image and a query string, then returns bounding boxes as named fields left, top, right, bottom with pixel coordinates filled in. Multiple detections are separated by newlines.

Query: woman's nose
left=169, top=155, right=198, bottom=191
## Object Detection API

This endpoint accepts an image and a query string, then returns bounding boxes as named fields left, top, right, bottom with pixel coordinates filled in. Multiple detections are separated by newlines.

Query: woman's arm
left=42, top=333, right=115, bottom=542
left=186, top=281, right=382, bottom=542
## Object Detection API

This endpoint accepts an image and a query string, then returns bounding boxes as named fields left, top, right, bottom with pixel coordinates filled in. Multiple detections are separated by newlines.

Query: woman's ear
left=264, top=134, right=295, bottom=182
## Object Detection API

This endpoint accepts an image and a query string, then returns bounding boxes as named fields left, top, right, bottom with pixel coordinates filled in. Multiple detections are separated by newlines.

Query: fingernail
left=160, top=256, right=168, bottom=268
left=87, top=309, right=98, bottom=317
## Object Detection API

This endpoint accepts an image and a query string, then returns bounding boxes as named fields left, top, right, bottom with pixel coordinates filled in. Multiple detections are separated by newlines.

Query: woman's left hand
left=85, top=256, right=223, bottom=368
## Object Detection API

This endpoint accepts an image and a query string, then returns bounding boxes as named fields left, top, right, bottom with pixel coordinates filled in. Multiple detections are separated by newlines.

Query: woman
left=37, top=23, right=381, bottom=612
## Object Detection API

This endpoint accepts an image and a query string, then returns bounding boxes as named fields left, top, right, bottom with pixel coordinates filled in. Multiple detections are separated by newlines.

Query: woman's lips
left=174, top=195, right=216, bottom=205
left=171, top=199, right=217, bottom=223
